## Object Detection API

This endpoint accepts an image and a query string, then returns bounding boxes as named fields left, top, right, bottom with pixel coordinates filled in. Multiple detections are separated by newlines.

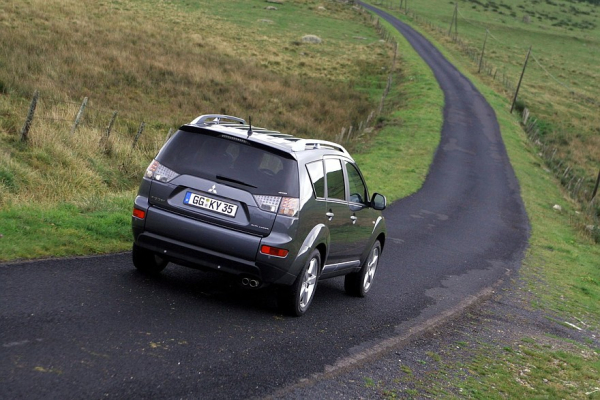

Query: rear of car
left=132, top=123, right=303, bottom=285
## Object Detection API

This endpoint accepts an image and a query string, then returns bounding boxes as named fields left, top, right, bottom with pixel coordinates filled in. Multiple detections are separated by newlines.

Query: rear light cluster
left=145, top=160, right=178, bottom=183
left=253, top=195, right=299, bottom=217
left=260, top=245, right=289, bottom=258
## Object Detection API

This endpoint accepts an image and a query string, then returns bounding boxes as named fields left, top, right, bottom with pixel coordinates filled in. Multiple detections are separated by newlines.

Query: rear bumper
left=134, top=231, right=293, bottom=285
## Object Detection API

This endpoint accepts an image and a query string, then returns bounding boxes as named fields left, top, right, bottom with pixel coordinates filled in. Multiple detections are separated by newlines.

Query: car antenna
left=247, top=116, right=253, bottom=137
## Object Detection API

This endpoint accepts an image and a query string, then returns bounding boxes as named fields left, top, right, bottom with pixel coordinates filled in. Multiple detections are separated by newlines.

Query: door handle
left=326, top=211, right=334, bottom=220
left=350, top=215, right=358, bottom=224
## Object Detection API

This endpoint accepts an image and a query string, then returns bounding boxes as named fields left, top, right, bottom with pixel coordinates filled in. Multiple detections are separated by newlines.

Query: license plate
left=183, top=192, right=238, bottom=217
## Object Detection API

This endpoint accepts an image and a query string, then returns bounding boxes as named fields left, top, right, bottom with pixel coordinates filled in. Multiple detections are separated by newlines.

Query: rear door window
left=324, top=158, right=346, bottom=201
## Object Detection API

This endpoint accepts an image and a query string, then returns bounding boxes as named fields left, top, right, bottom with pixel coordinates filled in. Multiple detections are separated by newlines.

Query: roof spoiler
left=189, top=114, right=246, bottom=126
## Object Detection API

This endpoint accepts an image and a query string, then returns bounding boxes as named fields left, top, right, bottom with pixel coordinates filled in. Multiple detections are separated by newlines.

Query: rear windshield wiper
left=216, top=175, right=257, bottom=188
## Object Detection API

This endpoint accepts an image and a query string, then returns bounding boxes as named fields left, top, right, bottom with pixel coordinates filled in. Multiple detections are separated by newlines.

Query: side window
left=345, top=162, right=368, bottom=205
left=325, top=158, right=346, bottom=201
left=306, top=161, right=325, bottom=198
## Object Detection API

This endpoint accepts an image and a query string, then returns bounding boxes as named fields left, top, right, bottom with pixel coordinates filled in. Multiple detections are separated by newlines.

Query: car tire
left=345, top=240, right=381, bottom=297
left=132, top=244, right=168, bottom=275
left=278, top=249, right=321, bottom=317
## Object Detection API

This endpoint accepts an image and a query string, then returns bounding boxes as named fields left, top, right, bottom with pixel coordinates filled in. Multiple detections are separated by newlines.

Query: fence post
left=510, top=46, right=532, bottom=114
left=339, top=127, right=346, bottom=143
left=99, top=111, right=118, bottom=151
left=132, top=121, right=145, bottom=150
left=592, top=168, right=600, bottom=202
left=71, top=96, right=89, bottom=134
left=478, top=29, right=489, bottom=74
left=165, top=128, right=174, bottom=143
left=448, top=2, right=457, bottom=36
left=105, top=111, right=118, bottom=140
left=20, top=90, right=39, bottom=143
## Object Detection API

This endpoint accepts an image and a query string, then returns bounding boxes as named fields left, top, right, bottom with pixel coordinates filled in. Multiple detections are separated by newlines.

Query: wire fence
left=360, top=0, right=599, bottom=238
left=19, top=90, right=172, bottom=154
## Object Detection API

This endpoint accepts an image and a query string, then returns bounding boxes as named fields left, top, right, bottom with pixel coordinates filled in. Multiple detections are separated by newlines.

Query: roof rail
left=291, top=139, right=350, bottom=155
left=190, top=114, right=246, bottom=126
left=186, top=114, right=350, bottom=156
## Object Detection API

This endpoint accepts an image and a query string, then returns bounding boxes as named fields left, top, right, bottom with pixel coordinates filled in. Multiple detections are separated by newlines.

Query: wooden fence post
left=448, top=2, right=457, bottom=36
left=71, top=96, right=89, bottom=134
left=105, top=111, right=118, bottom=140
left=99, top=111, right=118, bottom=151
left=165, top=128, right=174, bottom=143
left=20, top=90, right=39, bottom=143
left=591, top=168, right=600, bottom=202
left=510, top=46, right=532, bottom=114
left=478, top=29, right=489, bottom=74
left=132, top=122, right=145, bottom=149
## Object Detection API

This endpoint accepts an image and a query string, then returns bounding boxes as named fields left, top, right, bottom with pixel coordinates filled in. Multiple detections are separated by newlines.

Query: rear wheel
left=345, top=240, right=381, bottom=297
left=132, top=244, right=168, bottom=275
left=278, top=250, right=320, bottom=317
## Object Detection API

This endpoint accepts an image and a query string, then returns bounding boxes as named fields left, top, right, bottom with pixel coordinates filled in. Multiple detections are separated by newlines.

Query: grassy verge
left=354, top=24, right=443, bottom=200
left=360, top=3, right=600, bottom=398
left=0, top=193, right=134, bottom=260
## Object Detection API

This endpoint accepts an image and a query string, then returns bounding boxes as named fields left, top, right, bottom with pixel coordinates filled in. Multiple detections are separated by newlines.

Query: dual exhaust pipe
left=241, top=277, right=260, bottom=288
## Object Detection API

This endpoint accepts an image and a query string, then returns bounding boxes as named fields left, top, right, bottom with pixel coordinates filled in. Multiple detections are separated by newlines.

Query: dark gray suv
left=132, top=114, right=387, bottom=316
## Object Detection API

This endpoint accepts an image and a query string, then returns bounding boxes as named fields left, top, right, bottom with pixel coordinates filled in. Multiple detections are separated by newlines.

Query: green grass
left=0, top=192, right=133, bottom=260
left=354, top=20, right=443, bottom=200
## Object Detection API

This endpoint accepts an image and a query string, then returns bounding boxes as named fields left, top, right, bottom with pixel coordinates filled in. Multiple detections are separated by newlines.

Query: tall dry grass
left=0, top=0, right=389, bottom=131
left=0, top=0, right=394, bottom=206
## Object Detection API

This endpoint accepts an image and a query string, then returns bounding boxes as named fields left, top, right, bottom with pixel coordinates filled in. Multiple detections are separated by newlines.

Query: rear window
left=157, top=130, right=299, bottom=196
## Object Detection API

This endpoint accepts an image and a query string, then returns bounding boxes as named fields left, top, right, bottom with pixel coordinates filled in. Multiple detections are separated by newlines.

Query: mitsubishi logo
left=208, top=185, right=217, bottom=194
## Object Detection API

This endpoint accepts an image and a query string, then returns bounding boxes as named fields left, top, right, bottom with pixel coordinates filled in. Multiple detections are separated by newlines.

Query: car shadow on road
left=119, top=266, right=354, bottom=318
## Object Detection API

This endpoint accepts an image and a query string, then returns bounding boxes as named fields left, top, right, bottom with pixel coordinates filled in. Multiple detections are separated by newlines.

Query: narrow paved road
left=0, top=5, right=529, bottom=400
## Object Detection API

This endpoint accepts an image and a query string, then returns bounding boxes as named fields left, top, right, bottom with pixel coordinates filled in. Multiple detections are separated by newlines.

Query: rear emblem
left=208, top=185, right=217, bottom=194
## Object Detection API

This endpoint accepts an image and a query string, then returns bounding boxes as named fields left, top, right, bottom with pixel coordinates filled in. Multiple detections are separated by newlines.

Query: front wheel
left=278, top=249, right=321, bottom=317
left=345, top=240, right=381, bottom=297
left=132, top=244, right=168, bottom=275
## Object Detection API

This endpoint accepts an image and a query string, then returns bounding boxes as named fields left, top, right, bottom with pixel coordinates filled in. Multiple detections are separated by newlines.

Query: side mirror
left=371, top=193, right=387, bottom=210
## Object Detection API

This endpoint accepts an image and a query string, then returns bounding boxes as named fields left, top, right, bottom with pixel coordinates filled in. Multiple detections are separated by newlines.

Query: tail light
left=145, top=160, right=179, bottom=183
left=254, top=195, right=299, bottom=217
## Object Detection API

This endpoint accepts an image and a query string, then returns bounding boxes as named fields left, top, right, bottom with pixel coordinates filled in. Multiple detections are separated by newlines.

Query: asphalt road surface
left=0, top=5, right=529, bottom=400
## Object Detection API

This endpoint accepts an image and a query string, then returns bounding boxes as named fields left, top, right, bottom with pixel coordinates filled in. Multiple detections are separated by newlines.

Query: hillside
left=0, top=0, right=404, bottom=259
left=372, top=0, right=600, bottom=240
